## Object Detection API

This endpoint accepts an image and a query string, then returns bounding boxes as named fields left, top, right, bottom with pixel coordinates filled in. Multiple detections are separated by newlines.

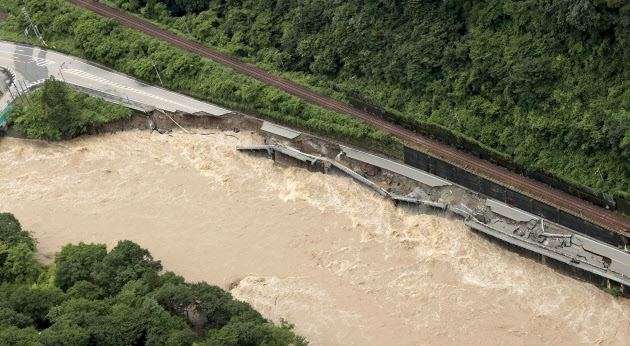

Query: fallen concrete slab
left=487, top=199, right=539, bottom=223
left=340, top=145, right=451, bottom=188
left=261, top=121, right=301, bottom=139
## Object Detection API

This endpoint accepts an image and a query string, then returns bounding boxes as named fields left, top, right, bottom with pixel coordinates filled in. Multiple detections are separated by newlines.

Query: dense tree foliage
left=0, top=213, right=307, bottom=345
left=6, top=77, right=132, bottom=140
left=54, top=242, right=107, bottom=291
left=86, top=0, right=630, bottom=197
left=0, top=0, right=398, bottom=157
left=0, top=213, right=39, bottom=284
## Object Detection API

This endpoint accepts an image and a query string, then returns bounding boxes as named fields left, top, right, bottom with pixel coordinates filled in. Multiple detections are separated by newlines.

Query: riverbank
left=7, top=108, right=629, bottom=291
left=2, top=129, right=630, bottom=344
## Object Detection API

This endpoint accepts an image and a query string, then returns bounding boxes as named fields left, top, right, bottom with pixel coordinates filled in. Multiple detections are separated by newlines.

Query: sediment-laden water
left=1, top=130, right=629, bottom=345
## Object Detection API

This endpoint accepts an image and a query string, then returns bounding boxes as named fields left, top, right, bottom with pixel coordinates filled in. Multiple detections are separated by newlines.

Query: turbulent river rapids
left=1, top=130, right=630, bottom=345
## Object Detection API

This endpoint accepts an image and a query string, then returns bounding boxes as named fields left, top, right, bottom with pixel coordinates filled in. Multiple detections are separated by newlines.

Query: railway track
left=67, top=0, right=630, bottom=234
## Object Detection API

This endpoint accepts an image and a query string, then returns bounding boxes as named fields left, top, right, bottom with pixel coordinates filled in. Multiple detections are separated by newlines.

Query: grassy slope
left=0, top=0, right=400, bottom=157
left=92, top=0, right=630, bottom=198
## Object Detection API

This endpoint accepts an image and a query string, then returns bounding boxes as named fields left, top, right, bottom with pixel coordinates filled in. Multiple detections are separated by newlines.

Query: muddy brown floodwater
left=1, top=130, right=630, bottom=345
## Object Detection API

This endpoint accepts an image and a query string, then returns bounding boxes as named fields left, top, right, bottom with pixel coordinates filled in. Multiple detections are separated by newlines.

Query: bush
left=7, top=77, right=132, bottom=140
left=604, top=286, right=622, bottom=297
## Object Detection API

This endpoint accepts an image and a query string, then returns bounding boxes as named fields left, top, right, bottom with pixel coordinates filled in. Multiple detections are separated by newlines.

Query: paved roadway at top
left=25, top=0, right=630, bottom=235
left=0, top=41, right=229, bottom=115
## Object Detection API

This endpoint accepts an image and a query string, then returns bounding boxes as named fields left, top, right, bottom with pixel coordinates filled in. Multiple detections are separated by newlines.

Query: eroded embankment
left=2, top=125, right=630, bottom=345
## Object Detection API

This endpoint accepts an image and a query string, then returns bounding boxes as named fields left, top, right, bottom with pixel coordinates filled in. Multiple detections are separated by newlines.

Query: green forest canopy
left=97, top=0, right=630, bottom=197
left=0, top=212, right=307, bottom=345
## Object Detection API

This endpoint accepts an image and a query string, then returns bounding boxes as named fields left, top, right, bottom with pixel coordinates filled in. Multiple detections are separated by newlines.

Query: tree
left=218, top=319, right=308, bottom=346
left=0, top=213, right=23, bottom=239
left=102, top=303, right=149, bottom=345
left=46, top=298, right=112, bottom=344
left=143, top=268, right=162, bottom=291
left=0, top=213, right=35, bottom=250
left=205, top=329, right=239, bottom=345
left=74, top=0, right=630, bottom=199
left=40, top=78, right=73, bottom=120
left=0, top=241, right=41, bottom=284
left=190, top=282, right=233, bottom=330
left=225, top=299, right=265, bottom=325
left=8, top=75, right=132, bottom=140
left=93, top=240, right=162, bottom=296
left=141, top=296, right=196, bottom=345
left=0, top=326, right=42, bottom=346
left=0, top=307, right=34, bottom=329
left=151, top=283, right=195, bottom=323
left=38, top=321, right=90, bottom=346
left=0, top=212, right=308, bottom=345
left=54, top=242, right=107, bottom=291
left=8, top=286, right=66, bottom=328
left=159, top=329, right=199, bottom=346
left=114, top=279, right=150, bottom=307
left=46, top=298, right=110, bottom=327
left=66, top=281, right=104, bottom=300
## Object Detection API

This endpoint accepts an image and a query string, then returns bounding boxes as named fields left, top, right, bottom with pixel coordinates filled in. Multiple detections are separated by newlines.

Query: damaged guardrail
left=239, top=121, right=630, bottom=291
left=237, top=144, right=443, bottom=206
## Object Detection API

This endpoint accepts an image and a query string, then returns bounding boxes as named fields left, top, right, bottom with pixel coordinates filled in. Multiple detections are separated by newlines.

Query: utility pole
left=13, top=83, right=25, bottom=104
left=454, top=112, right=460, bottom=124
left=150, top=58, right=164, bottom=87
left=274, top=50, right=285, bottom=71
left=182, top=15, right=192, bottom=38
left=59, top=62, right=67, bottom=83
left=20, top=80, right=31, bottom=105
left=351, top=75, right=361, bottom=96
left=18, top=80, right=30, bottom=105
left=21, top=7, right=45, bottom=46
left=6, top=83, right=16, bottom=102
left=596, top=168, right=604, bottom=182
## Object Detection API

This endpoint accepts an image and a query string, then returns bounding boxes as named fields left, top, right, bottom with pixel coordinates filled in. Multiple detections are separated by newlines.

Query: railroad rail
left=66, top=0, right=630, bottom=234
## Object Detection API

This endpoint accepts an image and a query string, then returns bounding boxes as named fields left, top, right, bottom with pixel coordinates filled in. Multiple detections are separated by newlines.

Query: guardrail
left=64, top=81, right=154, bottom=113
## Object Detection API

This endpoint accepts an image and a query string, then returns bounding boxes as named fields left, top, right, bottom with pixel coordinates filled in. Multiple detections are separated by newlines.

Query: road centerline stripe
left=63, top=69, right=196, bottom=111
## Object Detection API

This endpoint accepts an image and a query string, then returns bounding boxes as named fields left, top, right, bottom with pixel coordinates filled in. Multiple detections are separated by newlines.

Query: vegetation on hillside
left=91, top=0, right=630, bottom=198
left=0, top=0, right=398, bottom=157
left=0, top=212, right=307, bottom=345
left=7, top=78, right=132, bottom=140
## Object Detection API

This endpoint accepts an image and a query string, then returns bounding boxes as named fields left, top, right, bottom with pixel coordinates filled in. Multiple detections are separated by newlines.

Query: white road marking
left=0, top=42, right=229, bottom=114
left=25, top=79, right=46, bottom=89
left=64, top=68, right=196, bottom=110
left=31, top=57, right=54, bottom=66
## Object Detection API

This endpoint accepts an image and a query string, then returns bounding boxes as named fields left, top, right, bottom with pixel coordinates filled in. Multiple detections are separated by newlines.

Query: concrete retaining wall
left=349, top=94, right=628, bottom=214
left=404, top=146, right=622, bottom=247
